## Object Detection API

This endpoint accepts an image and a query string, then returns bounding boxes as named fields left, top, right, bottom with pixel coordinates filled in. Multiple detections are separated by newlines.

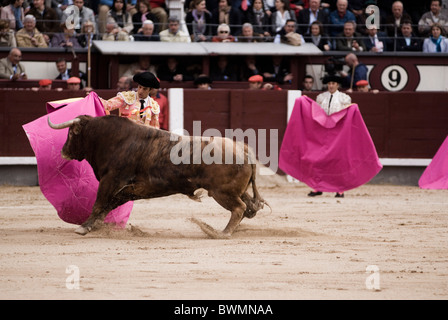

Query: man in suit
left=384, top=1, right=412, bottom=37
left=335, top=20, right=366, bottom=51
left=363, top=25, right=391, bottom=52
left=395, top=20, right=423, bottom=51
left=0, top=48, right=27, bottom=80
left=297, top=0, right=330, bottom=35
left=55, top=57, right=87, bottom=87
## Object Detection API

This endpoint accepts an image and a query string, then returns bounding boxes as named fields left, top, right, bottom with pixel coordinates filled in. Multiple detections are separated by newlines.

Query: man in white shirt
left=309, top=74, right=352, bottom=198
left=316, top=75, right=352, bottom=115
left=159, top=17, right=191, bottom=43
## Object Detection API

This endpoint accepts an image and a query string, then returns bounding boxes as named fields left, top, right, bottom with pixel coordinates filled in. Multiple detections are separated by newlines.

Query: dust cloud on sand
left=0, top=175, right=447, bottom=299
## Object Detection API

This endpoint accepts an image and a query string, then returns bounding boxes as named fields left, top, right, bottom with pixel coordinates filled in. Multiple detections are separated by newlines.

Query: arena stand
left=1, top=37, right=448, bottom=185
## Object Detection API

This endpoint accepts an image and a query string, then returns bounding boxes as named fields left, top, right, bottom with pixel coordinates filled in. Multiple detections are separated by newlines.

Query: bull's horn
left=47, top=117, right=80, bottom=129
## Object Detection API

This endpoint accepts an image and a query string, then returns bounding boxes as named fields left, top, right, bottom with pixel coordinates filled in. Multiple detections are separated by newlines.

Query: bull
left=48, top=115, right=268, bottom=238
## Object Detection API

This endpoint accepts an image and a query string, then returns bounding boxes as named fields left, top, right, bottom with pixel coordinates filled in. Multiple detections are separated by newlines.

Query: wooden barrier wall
left=1, top=89, right=447, bottom=160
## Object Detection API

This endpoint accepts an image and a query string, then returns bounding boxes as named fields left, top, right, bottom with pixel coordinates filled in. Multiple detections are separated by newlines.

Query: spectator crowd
left=0, top=0, right=447, bottom=50
left=1, top=0, right=448, bottom=87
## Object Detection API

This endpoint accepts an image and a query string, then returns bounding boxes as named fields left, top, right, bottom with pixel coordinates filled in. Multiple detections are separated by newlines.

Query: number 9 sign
left=380, top=65, right=408, bottom=91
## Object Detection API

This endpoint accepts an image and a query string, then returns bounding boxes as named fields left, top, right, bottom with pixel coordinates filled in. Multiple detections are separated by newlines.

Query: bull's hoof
left=74, top=225, right=91, bottom=236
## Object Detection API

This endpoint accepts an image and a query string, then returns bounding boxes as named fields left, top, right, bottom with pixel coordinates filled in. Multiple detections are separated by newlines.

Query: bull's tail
left=242, top=163, right=271, bottom=219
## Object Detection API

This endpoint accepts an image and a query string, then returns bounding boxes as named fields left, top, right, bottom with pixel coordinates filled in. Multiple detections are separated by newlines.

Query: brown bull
left=48, top=115, right=268, bottom=238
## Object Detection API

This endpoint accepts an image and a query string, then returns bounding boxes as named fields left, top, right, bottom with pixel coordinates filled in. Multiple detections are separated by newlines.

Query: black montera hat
left=322, top=75, right=342, bottom=84
left=133, top=72, right=160, bottom=88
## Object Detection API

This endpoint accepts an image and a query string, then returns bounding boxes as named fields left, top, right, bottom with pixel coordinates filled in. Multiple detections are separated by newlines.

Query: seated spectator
left=384, top=0, right=412, bottom=37
left=125, top=0, right=139, bottom=18
left=274, top=18, right=305, bottom=45
left=304, top=20, right=331, bottom=51
left=31, top=79, right=54, bottom=91
left=16, top=15, right=48, bottom=48
left=423, top=22, right=448, bottom=52
left=239, top=55, right=262, bottom=81
left=297, top=0, right=330, bottom=36
left=0, top=48, right=27, bottom=80
left=61, top=0, right=96, bottom=35
left=395, top=20, right=423, bottom=51
left=148, top=0, right=168, bottom=31
left=185, top=0, right=213, bottom=42
left=271, top=0, right=296, bottom=35
left=339, top=52, right=368, bottom=88
left=289, top=0, right=305, bottom=20
left=244, top=0, right=271, bottom=38
left=98, top=0, right=114, bottom=34
left=0, top=19, right=17, bottom=47
left=261, top=56, right=293, bottom=84
left=210, top=56, right=238, bottom=81
left=335, top=20, right=366, bottom=51
left=106, top=0, right=134, bottom=41
left=52, top=0, right=69, bottom=20
left=98, top=0, right=137, bottom=34
left=320, top=0, right=334, bottom=15
left=55, top=57, right=85, bottom=81
left=67, top=76, right=81, bottom=91
left=263, top=0, right=276, bottom=15
left=134, top=20, right=160, bottom=41
left=301, top=74, right=315, bottom=91
left=237, top=22, right=265, bottom=42
left=1, top=0, right=25, bottom=31
left=117, top=76, right=133, bottom=91
left=211, top=0, right=243, bottom=36
left=159, top=16, right=191, bottom=42
left=132, top=0, right=159, bottom=35
left=50, top=22, right=83, bottom=49
left=352, top=79, right=379, bottom=93
left=194, top=74, right=212, bottom=89
left=28, top=0, right=60, bottom=44
left=122, top=56, right=157, bottom=77
left=248, top=74, right=264, bottom=90
left=363, top=25, right=391, bottom=52
left=77, top=21, right=100, bottom=48
left=157, top=57, right=193, bottom=82
left=328, top=0, right=356, bottom=37
left=212, top=23, right=236, bottom=42
left=418, top=0, right=448, bottom=37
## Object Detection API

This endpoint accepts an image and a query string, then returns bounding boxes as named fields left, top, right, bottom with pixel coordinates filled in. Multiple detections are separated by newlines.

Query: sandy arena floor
left=0, top=175, right=447, bottom=300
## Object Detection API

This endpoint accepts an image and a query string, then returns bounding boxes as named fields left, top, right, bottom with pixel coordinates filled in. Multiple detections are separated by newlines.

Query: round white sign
left=380, top=65, right=408, bottom=91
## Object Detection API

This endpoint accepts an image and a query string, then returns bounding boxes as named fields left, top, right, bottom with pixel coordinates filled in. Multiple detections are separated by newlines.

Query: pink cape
left=279, top=96, right=382, bottom=192
left=419, top=135, right=448, bottom=189
left=22, top=92, right=133, bottom=226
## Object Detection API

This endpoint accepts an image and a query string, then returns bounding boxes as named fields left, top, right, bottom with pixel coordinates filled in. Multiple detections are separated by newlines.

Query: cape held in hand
left=23, top=92, right=133, bottom=226
left=279, top=96, right=382, bottom=193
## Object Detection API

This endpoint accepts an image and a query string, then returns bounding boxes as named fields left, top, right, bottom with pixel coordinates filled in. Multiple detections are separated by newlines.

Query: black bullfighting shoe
left=335, top=193, right=344, bottom=198
left=307, top=191, right=323, bottom=197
